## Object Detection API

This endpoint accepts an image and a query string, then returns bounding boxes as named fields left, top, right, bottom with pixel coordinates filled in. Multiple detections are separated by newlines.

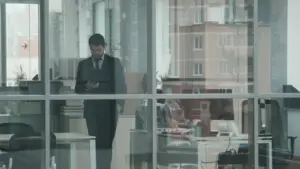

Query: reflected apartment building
left=3, top=0, right=272, bottom=96
left=163, top=0, right=271, bottom=122
left=165, top=0, right=271, bottom=94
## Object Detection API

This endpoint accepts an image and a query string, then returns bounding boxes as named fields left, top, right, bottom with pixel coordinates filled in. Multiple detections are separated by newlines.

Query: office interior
left=0, top=0, right=300, bottom=169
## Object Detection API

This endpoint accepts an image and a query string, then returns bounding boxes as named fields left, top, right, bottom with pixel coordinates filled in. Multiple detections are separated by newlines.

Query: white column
left=63, top=0, right=78, bottom=58
left=270, top=0, right=288, bottom=149
left=156, top=0, right=170, bottom=77
left=78, top=0, right=93, bottom=58
left=94, top=1, right=106, bottom=37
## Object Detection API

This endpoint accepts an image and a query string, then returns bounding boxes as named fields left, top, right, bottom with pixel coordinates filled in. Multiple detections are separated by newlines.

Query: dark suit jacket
left=75, top=54, right=127, bottom=100
left=74, top=55, right=126, bottom=147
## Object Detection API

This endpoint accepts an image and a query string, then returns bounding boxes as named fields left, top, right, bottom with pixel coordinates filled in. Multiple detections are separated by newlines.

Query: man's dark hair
left=89, top=34, right=105, bottom=47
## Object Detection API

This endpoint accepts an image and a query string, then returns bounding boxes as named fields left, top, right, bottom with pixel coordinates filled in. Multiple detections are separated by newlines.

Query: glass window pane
left=49, top=0, right=153, bottom=94
left=0, top=99, right=45, bottom=168
left=50, top=0, right=154, bottom=94
left=158, top=0, right=252, bottom=94
left=2, top=3, right=42, bottom=95
left=256, top=97, right=300, bottom=167
left=155, top=98, right=255, bottom=168
left=51, top=99, right=153, bottom=169
left=258, top=0, right=300, bottom=93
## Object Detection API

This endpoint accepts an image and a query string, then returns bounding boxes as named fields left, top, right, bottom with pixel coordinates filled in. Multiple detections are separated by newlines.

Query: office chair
left=0, top=123, right=35, bottom=135
left=0, top=122, right=36, bottom=168
left=0, top=132, right=57, bottom=169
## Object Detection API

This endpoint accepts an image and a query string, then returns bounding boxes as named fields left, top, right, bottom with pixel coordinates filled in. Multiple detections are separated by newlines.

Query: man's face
left=90, top=44, right=104, bottom=57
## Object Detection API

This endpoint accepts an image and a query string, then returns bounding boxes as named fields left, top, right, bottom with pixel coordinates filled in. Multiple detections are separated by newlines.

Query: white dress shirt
left=92, top=55, right=104, bottom=70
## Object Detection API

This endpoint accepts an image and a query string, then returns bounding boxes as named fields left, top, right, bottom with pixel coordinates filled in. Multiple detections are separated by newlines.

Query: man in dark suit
left=75, top=34, right=127, bottom=169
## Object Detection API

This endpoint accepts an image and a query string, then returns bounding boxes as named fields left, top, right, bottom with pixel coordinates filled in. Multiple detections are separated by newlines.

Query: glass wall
left=1, top=0, right=300, bottom=168
left=0, top=0, right=48, bottom=168
left=1, top=2, right=41, bottom=94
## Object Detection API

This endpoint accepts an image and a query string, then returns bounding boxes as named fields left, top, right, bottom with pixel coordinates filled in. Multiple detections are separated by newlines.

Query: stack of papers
left=157, top=128, right=193, bottom=135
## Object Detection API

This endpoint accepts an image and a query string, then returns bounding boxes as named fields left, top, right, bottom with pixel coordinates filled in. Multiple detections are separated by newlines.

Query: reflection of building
left=17, top=35, right=39, bottom=57
left=165, top=0, right=271, bottom=125
left=5, top=4, right=39, bottom=84
left=166, top=0, right=271, bottom=94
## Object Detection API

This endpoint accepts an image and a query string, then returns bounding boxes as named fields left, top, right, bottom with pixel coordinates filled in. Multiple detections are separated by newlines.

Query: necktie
left=94, top=58, right=103, bottom=70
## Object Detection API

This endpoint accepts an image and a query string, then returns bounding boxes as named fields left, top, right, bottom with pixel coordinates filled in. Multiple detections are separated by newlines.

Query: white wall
left=94, top=1, right=106, bottom=37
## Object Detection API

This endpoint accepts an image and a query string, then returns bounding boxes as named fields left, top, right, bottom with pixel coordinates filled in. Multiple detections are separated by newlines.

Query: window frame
left=193, top=62, right=203, bottom=76
left=220, top=61, right=229, bottom=74
left=194, top=7, right=203, bottom=24
left=193, top=35, right=203, bottom=50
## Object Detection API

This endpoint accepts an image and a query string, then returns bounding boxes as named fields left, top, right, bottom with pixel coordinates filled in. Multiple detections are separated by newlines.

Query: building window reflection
left=194, top=35, right=203, bottom=50
left=194, top=7, right=203, bottom=24
left=193, top=63, right=203, bottom=76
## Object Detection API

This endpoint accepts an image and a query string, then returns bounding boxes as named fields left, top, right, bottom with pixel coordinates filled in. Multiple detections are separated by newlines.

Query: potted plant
left=15, top=65, right=26, bottom=86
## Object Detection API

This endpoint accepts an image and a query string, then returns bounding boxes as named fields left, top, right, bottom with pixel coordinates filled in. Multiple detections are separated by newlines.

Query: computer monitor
left=211, top=120, right=240, bottom=137
left=180, top=98, right=234, bottom=120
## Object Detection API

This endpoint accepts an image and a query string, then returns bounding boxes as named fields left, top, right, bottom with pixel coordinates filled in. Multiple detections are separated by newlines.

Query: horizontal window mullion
left=0, top=95, right=45, bottom=100
left=155, top=93, right=254, bottom=99
left=48, top=94, right=154, bottom=100
left=0, top=93, right=299, bottom=101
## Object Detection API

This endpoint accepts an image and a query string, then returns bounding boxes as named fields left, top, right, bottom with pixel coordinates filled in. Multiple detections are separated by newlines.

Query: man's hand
left=85, top=81, right=98, bottom=90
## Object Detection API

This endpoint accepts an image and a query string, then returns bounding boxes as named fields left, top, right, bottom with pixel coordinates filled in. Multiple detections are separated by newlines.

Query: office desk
left=131, top=130, right=273, bottom=169
left=192, top=136, right=272, bottom=169
left=0, top=133, right=96, bottom=169
left=130, top=130, right=198, bottom=169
